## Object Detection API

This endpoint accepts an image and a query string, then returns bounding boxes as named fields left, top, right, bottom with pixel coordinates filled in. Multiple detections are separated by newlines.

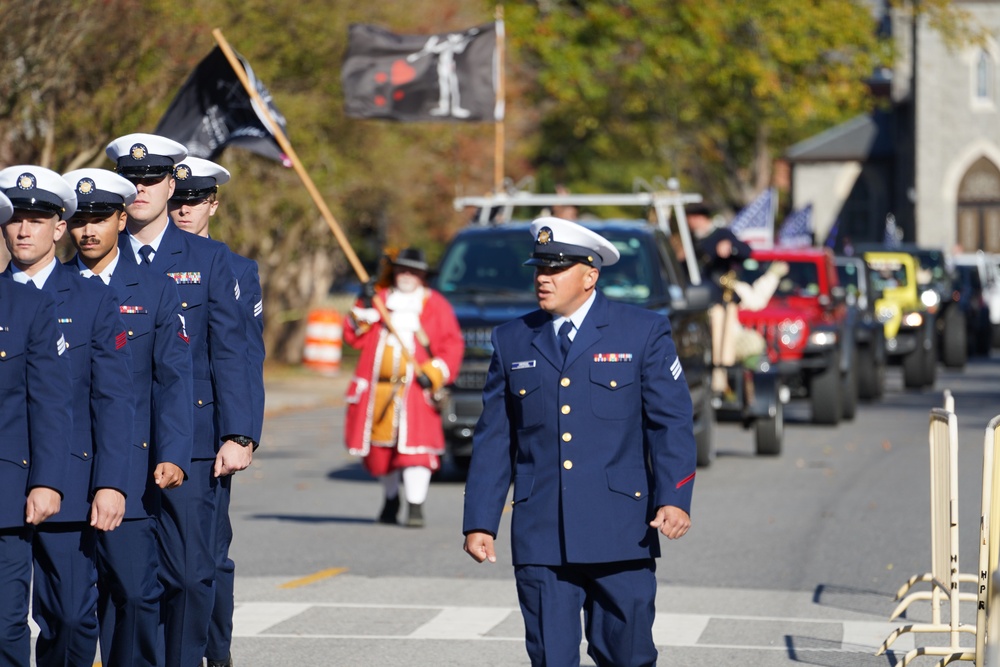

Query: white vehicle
left=954, top=251, right=1000, bottom=345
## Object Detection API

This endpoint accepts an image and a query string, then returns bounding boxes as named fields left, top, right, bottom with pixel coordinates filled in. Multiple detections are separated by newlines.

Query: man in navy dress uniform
left=62, top=167, right=194, bottom=667
left=0, top=191, right=73, bottom=666
left=106, top=132, right=254, bottom=667
left=0, top=165, right=135, bottom=667
left=462, top=217, right=697, bottom=667
left=169, top=156, right=265, bottom=667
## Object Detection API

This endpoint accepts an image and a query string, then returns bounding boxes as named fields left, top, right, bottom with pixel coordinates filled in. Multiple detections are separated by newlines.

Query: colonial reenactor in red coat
left=344, top=248, right=463, bottom=527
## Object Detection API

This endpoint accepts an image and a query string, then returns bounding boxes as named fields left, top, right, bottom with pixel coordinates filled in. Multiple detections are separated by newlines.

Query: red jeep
left=736, top=248, right=858, bottom=425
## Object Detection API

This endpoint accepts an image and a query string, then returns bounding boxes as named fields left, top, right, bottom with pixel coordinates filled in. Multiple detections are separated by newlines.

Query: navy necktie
left=138, top=245, right=154, bottom=265
left=90, top=274, right=102, bottom=282
left=558, top=320, right=573, bottom=363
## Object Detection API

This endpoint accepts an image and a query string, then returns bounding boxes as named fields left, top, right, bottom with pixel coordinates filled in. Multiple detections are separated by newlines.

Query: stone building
left=788, top=1, right=1000, bottom=253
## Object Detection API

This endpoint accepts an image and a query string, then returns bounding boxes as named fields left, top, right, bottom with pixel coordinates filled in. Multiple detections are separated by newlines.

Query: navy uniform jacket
left=119, top=222, right=252, bottom=458
left=69, top=255, right=195, bottom=519
left=229, top=251, right=265, bottom=445
left=462, top=291, right=697, bottom=565
left=0, top=281, right=73, bottom=529
left=2, top=263, right=135, bottom=523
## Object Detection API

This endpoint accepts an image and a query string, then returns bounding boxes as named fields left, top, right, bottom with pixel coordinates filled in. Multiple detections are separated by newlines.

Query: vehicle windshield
left=867, top=259, right=909, bottom=291
left=434, top=227, right=662, bottom=303
left=912, top=250, right=946, bottom=285
left=738, top=258, right=820, bottom=297
left=836, top=262, right=862, bottom=299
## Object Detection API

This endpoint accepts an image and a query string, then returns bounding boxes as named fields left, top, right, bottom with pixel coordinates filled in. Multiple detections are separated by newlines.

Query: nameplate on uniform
left=120, top=305, right=147, bottom=314
left=511, top=360, right=536, bottom=370
left=57, top=318, right=72, bottom=324
left=0, top=326, right=8, bottom=332
left=593, top=353, right=632, bottom=363
left=167, top=272, right=201, bottom=285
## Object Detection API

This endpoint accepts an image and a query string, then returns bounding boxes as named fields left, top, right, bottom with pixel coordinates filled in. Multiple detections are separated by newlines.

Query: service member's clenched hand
left=214, top=440, right=253, bottom=477
left=25, top=487, right=61, bottom=525
left=154, top=462, right=185, bottom=489
left=90, top=488, right=126, bottom=531
left=649, top=505, right=690, bottom=540
left=464, top=530, right=497, bottom=563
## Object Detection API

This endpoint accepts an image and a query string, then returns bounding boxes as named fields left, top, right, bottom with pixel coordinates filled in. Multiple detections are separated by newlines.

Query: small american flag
left=884, top=213, right=901, bottom=249
left=729, top=188, right=775, bottom=238
left=778, top=204, right=813, bottom=247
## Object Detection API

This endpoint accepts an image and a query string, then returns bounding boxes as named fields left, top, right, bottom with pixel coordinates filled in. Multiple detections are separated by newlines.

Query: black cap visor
left=116, top=164, right=173, bottom=179
left=524, top=253, right=594, bottom=269
left=523, top=240, right=602, bottom=269
left=170, top=186, right=217, bottom=203
left=74, top=201, right=125, bottom=216
left=5, top=193, right=65, bottom=217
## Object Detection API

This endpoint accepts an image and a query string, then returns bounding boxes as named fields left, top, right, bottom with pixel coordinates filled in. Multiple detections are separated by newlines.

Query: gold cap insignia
left=76, top=178, right=95, bottom=195
left=16, top=173, right=35, bottom=190
left=130, top=143, right=147, bottom=160
left=174, top=165, right=191, bottom=180
left=537, top=227, right=553, bottom=244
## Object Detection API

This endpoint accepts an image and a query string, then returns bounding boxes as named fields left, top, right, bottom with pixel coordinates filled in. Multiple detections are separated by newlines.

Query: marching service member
left=0, top=165, right=134, bottom=667
left=0, top=191, right=72, bottom=666
left=107, top=132, right=254, bottom=667
left=344, top=248, right=463, bottom=527
left=463, top=217, right=696, bottom=667
left=168, top=155, right=265, bottom=667
left=62, top=167, right=194, bottom=667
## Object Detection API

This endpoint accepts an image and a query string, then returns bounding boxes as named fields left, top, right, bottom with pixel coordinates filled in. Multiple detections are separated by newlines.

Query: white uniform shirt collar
left=77, top=251, right=120, bottom=285
left=551, top=289, right=596, bottom=341
left=12, top=257, right=58, bottom=289
left=127, top=222, right=169, bottom=264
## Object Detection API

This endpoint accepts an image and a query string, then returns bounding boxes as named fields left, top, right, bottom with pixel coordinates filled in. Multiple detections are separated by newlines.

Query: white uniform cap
left=62, top=169, right=137, bottom=214
left=0, top=165, right=77, bottom=220
left=106, top=133, right=188, bottom=178
left=0, top=192, right=11, bottom=225
left=171, top=157, right=231, bottom=202
left=525, top=216, right=620, bottom=269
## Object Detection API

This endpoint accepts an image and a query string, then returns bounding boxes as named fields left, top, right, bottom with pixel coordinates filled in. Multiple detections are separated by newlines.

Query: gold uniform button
left=610, top=380, right=618, bottom=388
left=181, top=302, right=188, bottom=308
left=560, top=378, right=570, bottom=387
left=634, top=491, right=642, bottom=498
left=561, top=405, right=571, bottom=415
left=83, top=452, right=88, bottom=458
left=519, top=389, right=526, bottom=396
left=22, top=459, right=27, bottom=465
left=128, top=330, right=134, bottom=336
left=197, top=399, right=203, bottom=406
left=142, top=442, right=148, bottom=449
left=562, top=432, right=572, bottom=442
left=0, top=351, right=5, bottom=358
left=563, top=460, right=573, bottom=470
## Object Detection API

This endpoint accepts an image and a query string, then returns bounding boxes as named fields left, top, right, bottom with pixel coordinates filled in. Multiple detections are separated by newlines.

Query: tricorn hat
left=391, top=247, right=429, bottom=272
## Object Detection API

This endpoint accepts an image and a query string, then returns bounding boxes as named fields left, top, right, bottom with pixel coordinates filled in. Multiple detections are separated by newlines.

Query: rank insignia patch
left=120, top=305, right=147, bottom=314
left=167, top=272, right=201, bottom=285
left=177, top=314, right=189, bottom=343
left=56, top=334, right=66, bottom=356
left=670, top=356, right=682, bottom=380
left=115, top=331, right=127, bottom=350
left=593, top=353, right=632, bottom=363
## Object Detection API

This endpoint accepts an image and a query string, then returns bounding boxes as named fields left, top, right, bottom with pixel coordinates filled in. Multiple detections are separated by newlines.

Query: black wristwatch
left=226, top=435, right=257, bottom=449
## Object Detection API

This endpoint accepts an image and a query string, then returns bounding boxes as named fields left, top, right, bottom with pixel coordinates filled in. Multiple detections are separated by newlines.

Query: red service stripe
left=675, top=472, right=695, bottom=489
left=115, top=331, right=127, bottom=350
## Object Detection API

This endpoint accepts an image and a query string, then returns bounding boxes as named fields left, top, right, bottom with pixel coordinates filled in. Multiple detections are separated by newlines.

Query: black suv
left=433, top=219, right=714, bottom=470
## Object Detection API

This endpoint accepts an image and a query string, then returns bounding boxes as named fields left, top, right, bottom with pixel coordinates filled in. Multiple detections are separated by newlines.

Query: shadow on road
left=249, top=513, right=374, bottom=525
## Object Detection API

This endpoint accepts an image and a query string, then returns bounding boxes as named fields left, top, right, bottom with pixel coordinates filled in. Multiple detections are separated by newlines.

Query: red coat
left=343, top=287, right=463, bottom=457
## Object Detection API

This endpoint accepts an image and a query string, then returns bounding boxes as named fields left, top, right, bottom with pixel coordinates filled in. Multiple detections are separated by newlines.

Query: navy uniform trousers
left=206, top=251, right=265, bottom=663
left=1, top=263, right=134, bottom=667
left=120, top=221, right=252, bottom=667
left=75, top=255, right=194, bottom=667
left=463, top=291, right=697, bottom=667
left=0, top=281, right=71, bottom=667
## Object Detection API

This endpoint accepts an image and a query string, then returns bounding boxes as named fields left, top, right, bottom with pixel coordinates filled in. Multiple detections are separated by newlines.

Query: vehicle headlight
left=777, top=319, right=805, bottom=348
left=807, top=330, right=838, bottom=346
left=920, top=289, right=940, bottom=309
left=902, top=311, right=923, bottom=327
left=876, top=306, right=896, bottom=323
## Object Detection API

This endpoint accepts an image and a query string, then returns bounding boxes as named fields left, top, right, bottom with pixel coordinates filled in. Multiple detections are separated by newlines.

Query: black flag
left=341, top=23, right=500, bottom=122
left=155, top=46, right=291, bottom=166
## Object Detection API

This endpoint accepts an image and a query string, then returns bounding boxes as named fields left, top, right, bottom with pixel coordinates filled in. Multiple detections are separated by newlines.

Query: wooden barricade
left=978, top=417, right=1000, bottom=667
left=878, top=408, right=977, bottom=665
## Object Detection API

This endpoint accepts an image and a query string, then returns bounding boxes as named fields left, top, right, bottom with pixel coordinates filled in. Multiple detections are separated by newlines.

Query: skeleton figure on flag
left=407, top=29, right=481, bottom=119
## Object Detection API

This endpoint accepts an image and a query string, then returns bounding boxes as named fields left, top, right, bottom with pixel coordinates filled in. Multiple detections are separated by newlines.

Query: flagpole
left=494, top=5, right=505, bottom=193
left=211, top=28, right=427, bottom=376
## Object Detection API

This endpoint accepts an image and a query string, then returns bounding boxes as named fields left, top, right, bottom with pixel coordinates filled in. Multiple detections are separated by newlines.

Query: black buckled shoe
left=206, top=654, right=233, bottom=667
left=378, top=496, right=400, bottom=524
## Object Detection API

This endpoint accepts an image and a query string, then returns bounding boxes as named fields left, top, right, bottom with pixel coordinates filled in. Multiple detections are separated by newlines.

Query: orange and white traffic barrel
left=302, top=309, right=342, bottom=375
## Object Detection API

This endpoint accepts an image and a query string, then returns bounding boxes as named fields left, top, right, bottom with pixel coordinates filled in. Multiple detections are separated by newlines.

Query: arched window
left=977, top=50, right=993, bottom=101
left=957, top=157, right=1000, bottom=252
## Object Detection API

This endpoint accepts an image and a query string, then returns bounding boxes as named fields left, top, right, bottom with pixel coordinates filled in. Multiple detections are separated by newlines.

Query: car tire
left=921, top=325, right=937, bottom=387
left=941, top=308, right=967, bottom=368
left=755, top=398, right=783, bottom=456
left=993, top=323, right=1000, bottom=349
left=856, top=343, right=884, bottom=400
left=695, top=389, right=716, bottom=467
left=840, top=350, right=858, bottom=421
left=902, top=342, right=925, bottom=389
left=810, top=354, right=841, bottom=425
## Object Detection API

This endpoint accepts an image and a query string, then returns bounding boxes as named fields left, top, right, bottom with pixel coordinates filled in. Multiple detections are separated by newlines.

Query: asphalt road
left=222, top=357, right=1000, bottom=666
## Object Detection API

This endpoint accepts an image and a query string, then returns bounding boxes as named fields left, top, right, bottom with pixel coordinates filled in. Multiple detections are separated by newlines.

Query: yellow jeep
left=863, top=251, right=936, bottom=389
